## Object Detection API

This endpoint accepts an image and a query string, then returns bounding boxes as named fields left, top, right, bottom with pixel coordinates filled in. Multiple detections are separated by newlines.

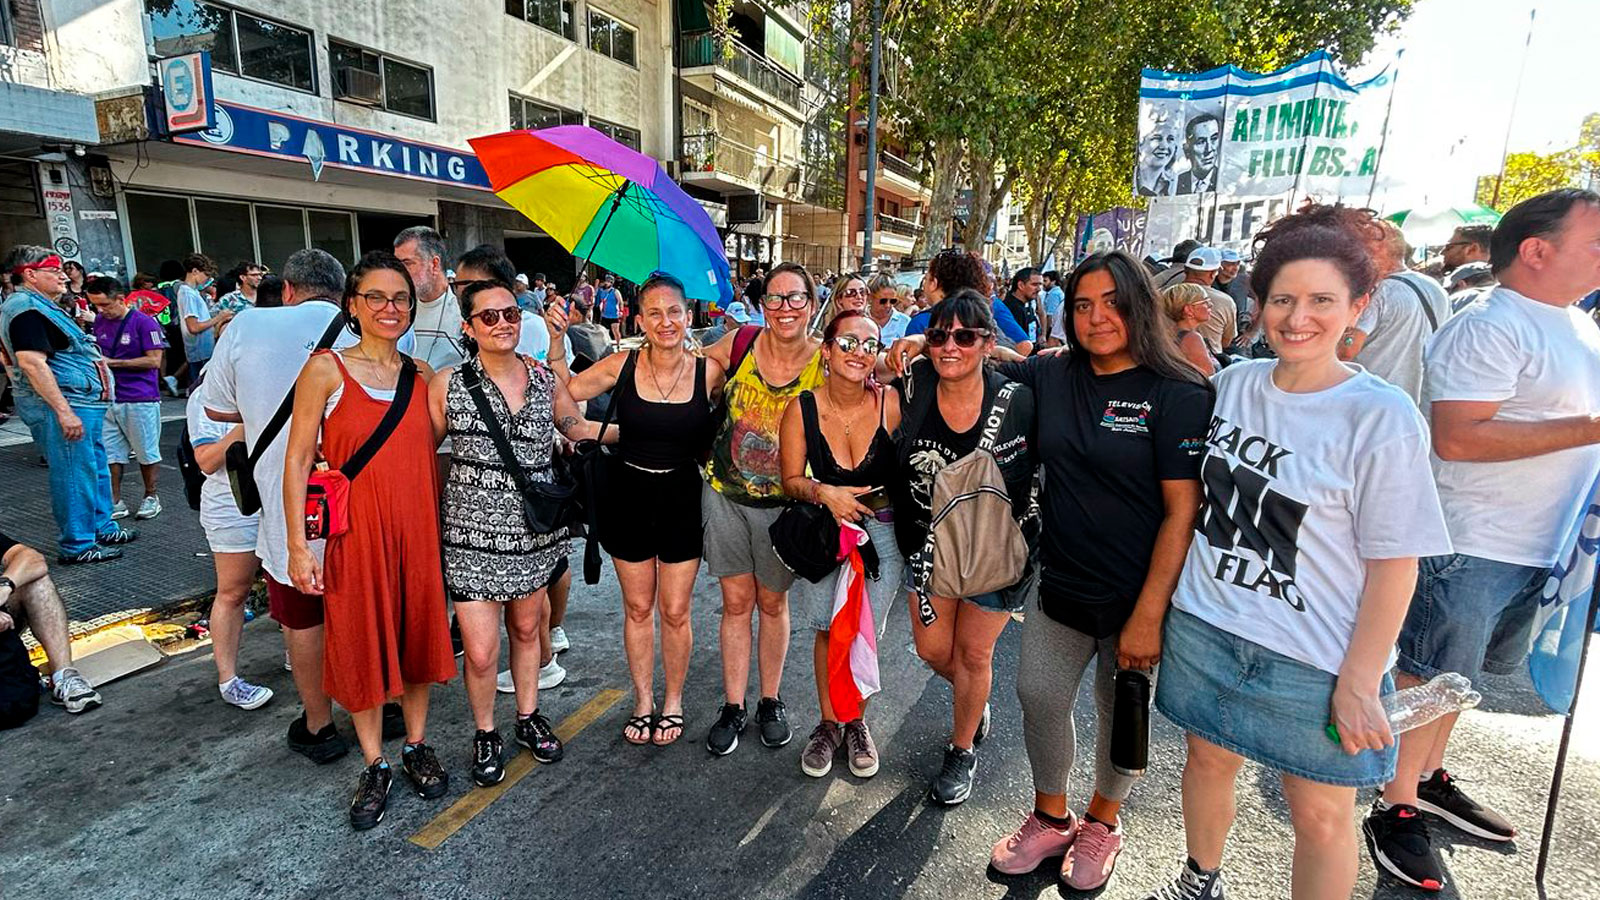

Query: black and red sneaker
left=1417, top=769, right=1516, bottom=842
left=1364, top=802, right=1445, bottom=891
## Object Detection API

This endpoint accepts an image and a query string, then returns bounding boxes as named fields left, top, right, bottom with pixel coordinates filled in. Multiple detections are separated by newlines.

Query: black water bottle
left=1110, top=669, right=1151, bottom=777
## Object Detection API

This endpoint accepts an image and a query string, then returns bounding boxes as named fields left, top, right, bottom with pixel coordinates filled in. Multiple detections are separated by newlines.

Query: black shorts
left=600, top=462, right=704, bottom=564
left=601, top=316, right=620, bottom=329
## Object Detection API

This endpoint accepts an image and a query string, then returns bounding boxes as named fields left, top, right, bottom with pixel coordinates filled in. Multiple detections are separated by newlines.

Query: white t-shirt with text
left=1424, top=286, right=1600, bottom=567
left=1174, top=360, right=1452, bottom=675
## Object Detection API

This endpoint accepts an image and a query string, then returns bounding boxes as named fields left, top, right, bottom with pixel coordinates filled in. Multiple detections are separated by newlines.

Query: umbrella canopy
left=1384, top=203, right=1501, bottom=247
left=469, top=126, right=733, bottom=304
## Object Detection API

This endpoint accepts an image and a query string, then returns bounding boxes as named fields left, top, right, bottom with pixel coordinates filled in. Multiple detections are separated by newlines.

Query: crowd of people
left=2, top=187, right=1599, bottom=899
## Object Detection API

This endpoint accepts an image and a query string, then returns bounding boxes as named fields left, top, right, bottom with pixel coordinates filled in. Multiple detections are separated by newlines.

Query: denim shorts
left=1156, top=608, right=1397, bottom=787
left=796, top=515, right=904, bottom=633
left=1397, top=553, right=1549, bottom=681
left=103, top=401, right=163, bottom=465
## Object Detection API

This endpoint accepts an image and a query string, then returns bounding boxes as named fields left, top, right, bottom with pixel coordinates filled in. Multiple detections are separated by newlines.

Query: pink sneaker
left=990, top=811, right=1078, bottom=875
left=1062, top=817, right=1123, bottom=890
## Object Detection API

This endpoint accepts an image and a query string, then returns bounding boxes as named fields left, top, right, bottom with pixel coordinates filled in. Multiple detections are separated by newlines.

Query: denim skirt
left=1156, top=608, right=1397, bottom=788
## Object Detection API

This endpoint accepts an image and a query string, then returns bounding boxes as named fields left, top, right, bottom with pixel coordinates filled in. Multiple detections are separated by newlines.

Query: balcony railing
left=679, top=34, right=802, bottom=109
left=881, top=151, right=923, bottom=183
left=682, top=132, right=802, bottom=194
left=859, top=212, right=922, bottom=238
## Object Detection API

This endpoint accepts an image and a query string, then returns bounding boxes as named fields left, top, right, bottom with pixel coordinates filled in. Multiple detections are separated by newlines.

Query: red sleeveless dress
left=317, top=351, right=455, bottom=712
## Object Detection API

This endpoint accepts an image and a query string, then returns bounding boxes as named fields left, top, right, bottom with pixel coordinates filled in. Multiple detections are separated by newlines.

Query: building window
left=122, top=190, right=357, bottom=275
left=586, top=9, right=636, bottom=67
left=591, top=118, right=641, bottom=151
left=329, top=39, right=436, bottom=120
left=147, top=1, right=314, bottom=94
left=506, top=0, right=574, bottom=41
left=509, top=93, right=583, bottom=131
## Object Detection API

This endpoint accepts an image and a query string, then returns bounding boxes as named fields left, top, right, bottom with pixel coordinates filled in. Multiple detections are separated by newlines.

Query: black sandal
left=624, top=713, right=655, bottom=745
left=652, top=714, right=684, bottom=747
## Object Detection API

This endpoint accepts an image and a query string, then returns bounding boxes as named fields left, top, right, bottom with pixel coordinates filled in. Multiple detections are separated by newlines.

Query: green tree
left=1475, top=112, right=1600, bottom=211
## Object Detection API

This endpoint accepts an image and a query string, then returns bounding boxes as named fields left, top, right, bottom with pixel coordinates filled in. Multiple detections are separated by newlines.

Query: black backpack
left=176, top=424, right=205, bottom=511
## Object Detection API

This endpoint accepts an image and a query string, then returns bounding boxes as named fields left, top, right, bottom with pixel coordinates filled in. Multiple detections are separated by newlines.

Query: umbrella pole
left=578, top=181, right=629, bottom=278
left=1535, top=561, right=1600, bottom=899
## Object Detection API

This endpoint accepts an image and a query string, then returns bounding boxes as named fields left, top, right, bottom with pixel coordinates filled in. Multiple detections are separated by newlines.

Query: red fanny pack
left=302, top=356, right=416, bottom=542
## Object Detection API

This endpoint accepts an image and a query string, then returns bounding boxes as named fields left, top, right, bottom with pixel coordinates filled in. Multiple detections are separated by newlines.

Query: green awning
left=677, top=0, right=711, bottom=33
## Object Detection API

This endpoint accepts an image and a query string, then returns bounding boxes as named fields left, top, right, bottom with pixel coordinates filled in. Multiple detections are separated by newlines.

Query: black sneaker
left=400, top=742, right=450, bottom=799
left=706, top=702, right=747, bottom=756
left=973, top=702, right=992, bottom=746
left=349, top=760, right=393, bottom=831
left=1364, top=802, right=1445, bottom=891
left=287, top=713, right=349, bottom=765
left=381, top=702, right=406, bottom=741
left=755, top=696, right=792, bottom=748
left=1417, top=769, right=1516, bottom=842
left=929, top=744, right=977, bottom=805
left=58, top=544, right=123, bottom=565
left=515, top=711, right=564, bottom=763
left=470, top=729, right=507, bottom=787
left=1142, top=859, right=1228, bottom=899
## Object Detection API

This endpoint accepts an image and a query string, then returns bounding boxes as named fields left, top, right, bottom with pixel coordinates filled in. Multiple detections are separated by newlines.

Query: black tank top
left=798, top=389, right=896, bottom=488
left=614, top=352, right=712, bottom=470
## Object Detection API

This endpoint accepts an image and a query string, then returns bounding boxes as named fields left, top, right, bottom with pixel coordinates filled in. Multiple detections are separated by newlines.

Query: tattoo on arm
left=556, top=415, right=580, bottom=435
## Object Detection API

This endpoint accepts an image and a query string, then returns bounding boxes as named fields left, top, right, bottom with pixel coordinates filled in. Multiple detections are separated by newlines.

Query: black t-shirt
left=1002, top=292, right=1037, bottom=337
left=997, top=354, right=1213, bottom=636
left=0, top=530, right=15, bottom=558
left=7, top=311, right=71, bottom=357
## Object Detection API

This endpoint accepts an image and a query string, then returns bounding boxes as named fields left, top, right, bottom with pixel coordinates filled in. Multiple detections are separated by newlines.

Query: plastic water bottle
left=1325, top=672, right=1482, bottom=744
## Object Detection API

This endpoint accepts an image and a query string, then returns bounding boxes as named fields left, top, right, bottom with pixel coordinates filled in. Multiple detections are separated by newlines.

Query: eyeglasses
left=761, top=291, right=811, bottom=310
left=359, top=291, right=412, bottom=311
left=836, top=287, right=868, bottom=299
left=830, top=334, right=884, bottom=356
left=925, top=326, right=991, bottom=348
left=469, top=306, right=522, bottom=326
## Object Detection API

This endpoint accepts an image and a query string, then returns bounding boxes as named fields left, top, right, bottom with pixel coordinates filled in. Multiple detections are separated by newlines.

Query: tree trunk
left=964, top=160, right=1017, bottom=250
left=915, top=138, right=963, bottom=261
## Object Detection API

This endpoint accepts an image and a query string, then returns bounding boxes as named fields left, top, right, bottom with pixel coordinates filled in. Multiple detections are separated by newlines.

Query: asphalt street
left=3, top=556, right=1596, bottom=900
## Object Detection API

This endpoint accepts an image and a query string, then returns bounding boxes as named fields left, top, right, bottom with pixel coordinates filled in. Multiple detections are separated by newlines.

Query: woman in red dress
left=282, top=251, right=456, bottom=831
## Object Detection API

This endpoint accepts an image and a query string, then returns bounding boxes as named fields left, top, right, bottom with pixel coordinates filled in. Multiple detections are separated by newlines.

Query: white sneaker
left=283, top=650, right=293, bottom=672
left=51, top=667, right=103, bottom=714
left=110, top=501, right=130, bottom=520
left=496, top=670, right=515, bottom=694
left=539, top=658, right=567, bottom=689
left=135, top=494, right=162, bottom=520
left=219, top=676, right=274, bottom=710
left=549, top=626, right=570, bottom=654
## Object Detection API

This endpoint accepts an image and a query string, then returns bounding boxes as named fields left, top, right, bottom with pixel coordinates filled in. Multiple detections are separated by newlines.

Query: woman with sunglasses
left=1161, top=283, right=1218, bottom=376
left=427, top=279, right=606, bottom=787
left=979, top=251, right=1212, bottom=890
left=780, top=310, right=903, bottom=780
left=546, top=273, right=726, bottom=747
left=697, top=262, right=826, bottom=756
left=814, top=273, right=870, bottom=336
left=282, top=252, right=456, bottom=830
left=892, top=288, right=1039, bottom=806
left=868, top=275, right=911, bottom=342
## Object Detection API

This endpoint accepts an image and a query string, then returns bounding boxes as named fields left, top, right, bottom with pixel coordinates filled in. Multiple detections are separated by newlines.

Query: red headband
left=12, top=255, right=62, bottom=276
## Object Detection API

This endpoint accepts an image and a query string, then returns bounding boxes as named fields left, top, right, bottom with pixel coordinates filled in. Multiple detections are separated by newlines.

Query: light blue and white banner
left=1531, top=472, right=1600, bottom=714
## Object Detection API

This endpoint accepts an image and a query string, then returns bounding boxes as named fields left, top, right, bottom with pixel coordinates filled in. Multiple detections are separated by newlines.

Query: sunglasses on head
left=830, top=334, right=884, bottom=356
left=925, top=326, right=990, bottom=348
left=469, top=306, right=522, bottom=326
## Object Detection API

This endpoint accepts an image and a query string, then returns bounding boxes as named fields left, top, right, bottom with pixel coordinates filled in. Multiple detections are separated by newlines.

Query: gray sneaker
left=219, top=676, right=274, bottom=710
left=800, top=721, right=842, bottom=777
left=51, top=667, right=103, bottom=714
left=843, top=718, right=879, bottom=778
left=110, top=500, right=130, bottom=520
left=135, top=494, right=162, bottom=520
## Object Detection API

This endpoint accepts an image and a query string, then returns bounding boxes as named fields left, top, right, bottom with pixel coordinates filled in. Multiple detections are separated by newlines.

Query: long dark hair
left=1064, top=251, right=1208, bottom=386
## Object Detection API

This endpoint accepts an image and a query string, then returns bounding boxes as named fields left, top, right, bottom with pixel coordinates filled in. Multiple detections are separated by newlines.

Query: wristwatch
left=0, top=575, right=14, bottom=608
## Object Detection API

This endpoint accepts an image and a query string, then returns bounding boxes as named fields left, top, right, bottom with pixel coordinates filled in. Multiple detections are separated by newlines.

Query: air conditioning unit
left=727, top=193, right=767, bottom=224
left=335, top=67, right=383, bottom=106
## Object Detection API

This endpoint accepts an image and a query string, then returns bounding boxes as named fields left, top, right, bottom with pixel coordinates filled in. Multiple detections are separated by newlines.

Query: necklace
left=829, top=385, right=871, bottom=437
left=647, top=348, right=689, bottom=401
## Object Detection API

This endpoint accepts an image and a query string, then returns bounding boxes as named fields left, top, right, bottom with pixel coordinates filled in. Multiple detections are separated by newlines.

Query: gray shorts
left=702, top=481, right=794, bottom=593
left=795, top=515, right=904, bottom=633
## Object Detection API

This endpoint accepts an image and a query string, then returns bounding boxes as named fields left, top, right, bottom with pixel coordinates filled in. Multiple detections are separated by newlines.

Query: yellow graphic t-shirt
left=706, top=341, right=825, bottom=507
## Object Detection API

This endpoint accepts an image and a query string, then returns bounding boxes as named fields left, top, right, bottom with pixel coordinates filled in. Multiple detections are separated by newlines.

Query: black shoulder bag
left=572, top=349, right=637, bottom=584
left=461, top=361, right=579, bottom=537
left=226, top=312, right=348, bottom=514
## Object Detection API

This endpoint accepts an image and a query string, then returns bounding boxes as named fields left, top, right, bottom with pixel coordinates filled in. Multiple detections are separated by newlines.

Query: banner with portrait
left=1133, top=50, right=1394, bottom=201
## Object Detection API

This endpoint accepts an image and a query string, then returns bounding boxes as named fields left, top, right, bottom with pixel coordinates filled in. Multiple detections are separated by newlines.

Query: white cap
left=515, top=273, right=529, bottom=285
left=1185, top=247, right=1222, bottom=271
left=724, top=300, right=751, bottom=324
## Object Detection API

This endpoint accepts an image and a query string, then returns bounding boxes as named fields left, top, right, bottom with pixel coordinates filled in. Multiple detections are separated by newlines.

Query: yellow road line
left=409, top=688, right=625, bottom=850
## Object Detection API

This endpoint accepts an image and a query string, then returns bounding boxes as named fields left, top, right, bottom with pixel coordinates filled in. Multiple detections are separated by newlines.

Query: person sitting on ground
left=0, top=530, right=103, bottom=721
left=1161, top=283, right=1218, bottom=376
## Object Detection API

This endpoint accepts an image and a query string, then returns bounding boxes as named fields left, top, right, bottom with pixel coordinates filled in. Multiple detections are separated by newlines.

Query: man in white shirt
left=203, top=248, right=412, bottom=765
left=1367, top=189, right=1600, bottom=890
left=394, top=226, right=462, bottom=372
left=1339, top=219, right=1449, bottom=402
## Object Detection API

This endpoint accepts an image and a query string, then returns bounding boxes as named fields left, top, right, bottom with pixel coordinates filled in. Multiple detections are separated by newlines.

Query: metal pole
left=1492, top=8, right=1537, bottom=209
left=579, top=182, right=629, bottom=277
left=1364, top=51, right=1403, bottom=209
left=1535, top=566, right=1600, bottom=899
left=860, top=0, right=884, bottom=273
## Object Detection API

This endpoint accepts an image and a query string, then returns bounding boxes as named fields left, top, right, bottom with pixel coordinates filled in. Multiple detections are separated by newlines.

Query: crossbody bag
left=461, top=359, right=578, bottom=537
left=303, top=356, right=417, bottom=541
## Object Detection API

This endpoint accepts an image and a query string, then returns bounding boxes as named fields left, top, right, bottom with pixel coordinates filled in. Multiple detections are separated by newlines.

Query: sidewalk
left=0, top=397, right=216, bottom=632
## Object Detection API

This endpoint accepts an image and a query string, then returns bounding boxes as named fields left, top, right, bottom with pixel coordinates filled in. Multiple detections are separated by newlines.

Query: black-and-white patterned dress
left=441, top=356, right=569, bottom=602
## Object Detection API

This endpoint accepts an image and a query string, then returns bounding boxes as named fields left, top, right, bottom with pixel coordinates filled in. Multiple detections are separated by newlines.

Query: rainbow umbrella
left=469, top=126, right=733, bottom=304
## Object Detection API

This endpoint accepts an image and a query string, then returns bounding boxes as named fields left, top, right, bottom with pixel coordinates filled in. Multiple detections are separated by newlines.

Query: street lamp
left=860, top=0, right=884, bottom=272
